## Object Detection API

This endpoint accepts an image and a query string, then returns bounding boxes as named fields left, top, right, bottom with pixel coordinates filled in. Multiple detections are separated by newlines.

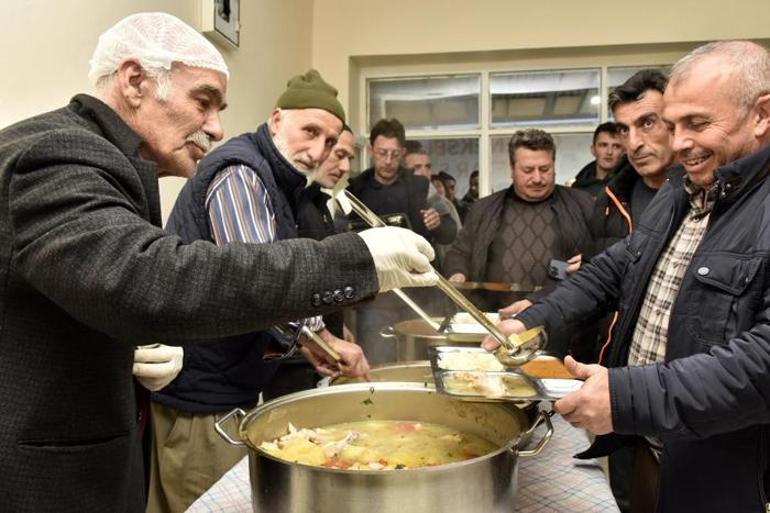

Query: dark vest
left=154, top=124, right=307, bottom=413
left=295, top=184, right=344, bottom=337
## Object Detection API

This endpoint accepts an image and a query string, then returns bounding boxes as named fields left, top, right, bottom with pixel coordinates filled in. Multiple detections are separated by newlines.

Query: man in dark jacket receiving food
left=485, top=40, right=770, bottom=513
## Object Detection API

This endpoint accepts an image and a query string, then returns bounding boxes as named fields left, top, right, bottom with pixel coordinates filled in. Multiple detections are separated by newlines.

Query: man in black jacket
left=572, top=122, right=625, bottom=197
left=486, top=41, right=770, bottom=513
left=585, top=68, right=675, bottom=513
left=348, top=119, right=456, bottom=244
left=348, top=119, right=457, bottom=363
left=591, top=70, right=674, bottom=256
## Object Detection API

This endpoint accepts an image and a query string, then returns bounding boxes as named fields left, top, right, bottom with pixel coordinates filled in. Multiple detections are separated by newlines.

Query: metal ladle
left=336, top=189, right=544, bottom=365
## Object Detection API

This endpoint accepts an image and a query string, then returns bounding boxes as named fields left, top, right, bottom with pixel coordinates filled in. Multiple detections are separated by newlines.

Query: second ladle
left=338, top=189, right=543, bottom=364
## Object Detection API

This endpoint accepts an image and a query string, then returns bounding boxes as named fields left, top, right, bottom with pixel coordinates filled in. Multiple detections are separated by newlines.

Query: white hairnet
left=88, top=12, right=229, bottom=86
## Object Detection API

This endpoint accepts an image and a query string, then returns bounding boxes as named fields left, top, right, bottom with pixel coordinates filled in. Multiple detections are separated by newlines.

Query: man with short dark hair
left=347, top=119, right=457, bottom=363
left=487, top=41, right=770, bottom=513
left=404, top=142, right=461, bottom=272
left=572, top=122, right=625, bottom=196
left=592, top=69, right=674, bottom=253
left=445, top=129, right=594, bottom=351
left=437, top=170, right=466, bottom=219
left=349, top=119, right=456, bottom=244
left=403, top=143, right=461, bottom=231
left=583, top=68, right=675, bottom=513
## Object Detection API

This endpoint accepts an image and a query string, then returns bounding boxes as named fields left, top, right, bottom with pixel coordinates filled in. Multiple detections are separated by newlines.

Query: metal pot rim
left=231, top=382, right=545, bottom=474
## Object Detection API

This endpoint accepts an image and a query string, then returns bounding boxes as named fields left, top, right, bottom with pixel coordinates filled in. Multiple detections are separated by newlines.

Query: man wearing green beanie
left=144, top=69, right=370, bottom=513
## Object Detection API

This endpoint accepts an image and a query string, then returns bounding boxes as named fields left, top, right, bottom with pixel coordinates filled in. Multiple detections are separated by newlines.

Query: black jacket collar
left=714, top=144, right=770, bottom=204
left=69, top=94, right=144, bottom=158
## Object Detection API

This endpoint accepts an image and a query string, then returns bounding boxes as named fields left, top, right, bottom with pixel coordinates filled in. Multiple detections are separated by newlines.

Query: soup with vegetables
left=259, top=420, right=498, bottom=470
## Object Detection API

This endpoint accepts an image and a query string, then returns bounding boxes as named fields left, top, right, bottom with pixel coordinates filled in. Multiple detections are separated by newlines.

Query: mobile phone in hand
left=548, top=259, right=569, bottom=280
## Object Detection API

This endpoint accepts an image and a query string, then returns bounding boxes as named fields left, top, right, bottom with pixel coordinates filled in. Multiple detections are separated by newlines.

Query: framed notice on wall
left=214, top=0, right=240, bottom=47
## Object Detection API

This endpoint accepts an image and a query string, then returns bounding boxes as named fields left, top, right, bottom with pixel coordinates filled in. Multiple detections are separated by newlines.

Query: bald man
left=486, top=41, right=770, bottom=513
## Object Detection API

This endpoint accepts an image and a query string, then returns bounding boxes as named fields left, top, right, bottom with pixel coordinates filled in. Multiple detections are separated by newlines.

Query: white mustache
left=186, top=131, right=213, bottom=153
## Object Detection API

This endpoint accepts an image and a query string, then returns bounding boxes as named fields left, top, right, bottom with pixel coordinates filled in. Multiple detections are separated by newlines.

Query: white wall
left=312, top=0, right=770, bottom=128
left=2, top=0, right=314, bottom=224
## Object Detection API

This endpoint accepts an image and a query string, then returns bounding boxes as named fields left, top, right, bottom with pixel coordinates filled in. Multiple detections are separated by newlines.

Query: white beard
left=273, top=129, right=319, bottom=185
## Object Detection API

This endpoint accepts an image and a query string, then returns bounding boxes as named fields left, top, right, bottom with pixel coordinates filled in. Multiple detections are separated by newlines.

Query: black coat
left=572, top=159, right=611, bottom=197
left=589, top=157, right=639, bottom=253
left=517, top=144, right=770, bottom=512
left=296, top=184, right=345, bottom=337
left=443, top=185, right=595, bottom=286
left=0, top=95, right=378, bottom=513
left=348, top=167, right=457, bottom=244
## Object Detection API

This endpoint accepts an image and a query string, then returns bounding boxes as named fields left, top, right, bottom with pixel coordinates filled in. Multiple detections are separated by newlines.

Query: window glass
left=404, top=138, right=479, bottom=200
left=490, top=69, right=600, bottom=128
left=368, top=75, right=481, bottom=131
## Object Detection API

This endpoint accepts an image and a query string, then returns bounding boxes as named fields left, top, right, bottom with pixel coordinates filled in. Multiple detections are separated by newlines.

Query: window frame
left=358, top=51, right=676, bottom=197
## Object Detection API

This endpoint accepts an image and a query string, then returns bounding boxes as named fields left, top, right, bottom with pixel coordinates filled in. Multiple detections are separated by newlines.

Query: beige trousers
left=145, top=402, right=247, bottom=513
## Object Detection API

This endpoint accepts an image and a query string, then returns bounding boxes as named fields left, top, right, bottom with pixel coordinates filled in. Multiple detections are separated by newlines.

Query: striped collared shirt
left=628, top=182, right=716, bottom=366
left=206, top=164, right=324, bottom=332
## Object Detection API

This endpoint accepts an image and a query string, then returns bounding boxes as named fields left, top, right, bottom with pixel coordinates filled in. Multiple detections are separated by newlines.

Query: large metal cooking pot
left=381, top=318, right=489, bottom=361
left=216, top=382, right=552, bottom=513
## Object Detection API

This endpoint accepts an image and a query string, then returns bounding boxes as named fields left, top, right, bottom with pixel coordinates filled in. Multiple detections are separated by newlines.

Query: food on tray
left=437, top=351, right=505, bottom=372
left=259, top=420, right=498, bottom=470
left=520, top=357, right=573, bottom=379
left=448, top=312, right=501, bottom=335
left=442, top=372, right=537, bottom=399
left=451, top=312, right=500, bottom=325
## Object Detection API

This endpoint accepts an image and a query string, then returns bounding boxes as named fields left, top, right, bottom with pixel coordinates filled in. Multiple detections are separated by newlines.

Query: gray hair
left=670, top=40, right=770, bottom=113
left=94, top=66, right=174, bottom=102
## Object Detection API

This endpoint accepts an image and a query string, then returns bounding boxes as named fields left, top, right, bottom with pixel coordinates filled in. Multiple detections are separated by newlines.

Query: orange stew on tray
left=520, top=357, right=574, bottom=379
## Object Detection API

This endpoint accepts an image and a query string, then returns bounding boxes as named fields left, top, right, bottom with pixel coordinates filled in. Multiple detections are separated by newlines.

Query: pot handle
left=516, top=410, right=554, bottom=458
left=214, top=408, right=246, bottom=446
left=379, top=326, right=396, bottom=338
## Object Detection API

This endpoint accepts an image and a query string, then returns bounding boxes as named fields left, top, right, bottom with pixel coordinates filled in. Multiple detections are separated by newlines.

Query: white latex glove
left=358, top=226, right=438, bottom=292
left=133, top=344, right=184, bottom=392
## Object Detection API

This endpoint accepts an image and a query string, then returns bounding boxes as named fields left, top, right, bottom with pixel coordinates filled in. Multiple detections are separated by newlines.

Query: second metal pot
left=380, top=318, right=487, bottom=361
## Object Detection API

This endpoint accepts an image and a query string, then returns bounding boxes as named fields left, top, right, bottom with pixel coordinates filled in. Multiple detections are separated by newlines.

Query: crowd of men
left=1, top=10, right=769, bottom=513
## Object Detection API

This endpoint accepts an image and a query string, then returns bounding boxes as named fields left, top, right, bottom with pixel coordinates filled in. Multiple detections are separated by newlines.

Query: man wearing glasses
left=349, top=118, right=456, bottom=244
left=347, top=118, right=457, bottom=363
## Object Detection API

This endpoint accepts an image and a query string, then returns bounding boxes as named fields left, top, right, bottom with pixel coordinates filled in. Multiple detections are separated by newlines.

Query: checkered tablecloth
left=187, top=415, right=619, bottom=513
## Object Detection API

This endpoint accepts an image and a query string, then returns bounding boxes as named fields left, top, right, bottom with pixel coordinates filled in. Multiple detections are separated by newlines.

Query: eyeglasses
left=372, top=148, right=402, bottom=160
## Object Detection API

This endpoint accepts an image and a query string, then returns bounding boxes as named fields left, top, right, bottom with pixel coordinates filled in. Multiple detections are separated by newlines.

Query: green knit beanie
left=275, top=69, right=345, bottom=123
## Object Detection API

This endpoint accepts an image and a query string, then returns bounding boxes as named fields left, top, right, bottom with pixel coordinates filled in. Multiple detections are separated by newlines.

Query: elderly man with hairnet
left=0, top=12, right=436, bottom=513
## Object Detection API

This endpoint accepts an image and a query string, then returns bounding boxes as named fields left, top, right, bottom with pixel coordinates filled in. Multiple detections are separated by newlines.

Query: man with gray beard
left=145, top=69, right=371, bottom=513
